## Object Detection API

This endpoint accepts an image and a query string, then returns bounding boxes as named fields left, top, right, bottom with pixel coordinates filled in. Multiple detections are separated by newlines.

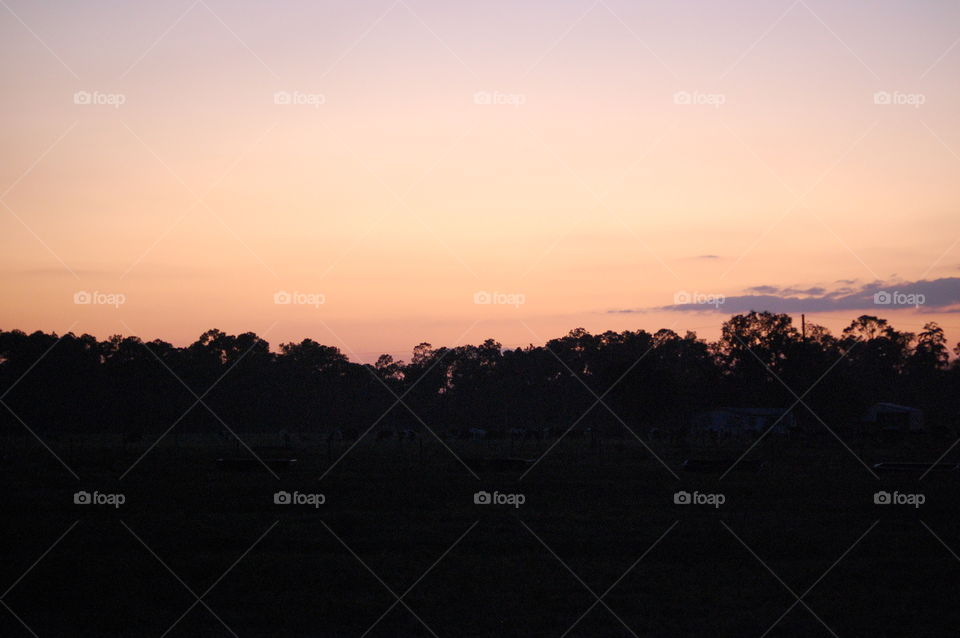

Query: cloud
left=613, top=278, right=960, bottom=314
left=744, top=285, right=779, bottom=295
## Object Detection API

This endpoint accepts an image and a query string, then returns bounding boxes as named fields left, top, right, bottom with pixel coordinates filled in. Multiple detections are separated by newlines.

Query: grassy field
left=3, top=432, right=960, bottom=637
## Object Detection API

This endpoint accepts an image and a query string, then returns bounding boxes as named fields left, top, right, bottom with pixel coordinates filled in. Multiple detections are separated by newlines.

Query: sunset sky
left=2, top=0, right=959, bottom=361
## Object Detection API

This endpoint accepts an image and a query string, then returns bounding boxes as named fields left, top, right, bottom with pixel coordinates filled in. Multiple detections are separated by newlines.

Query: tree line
left=1, top=312, right=957, bottom=440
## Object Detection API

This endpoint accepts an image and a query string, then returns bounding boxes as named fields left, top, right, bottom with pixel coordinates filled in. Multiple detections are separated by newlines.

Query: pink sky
left=1, top=0, right=959, bottom=361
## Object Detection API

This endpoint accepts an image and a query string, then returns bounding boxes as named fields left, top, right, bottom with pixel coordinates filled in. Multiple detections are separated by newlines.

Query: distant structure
left=692, top=407, right=797, bottom=437
left=862, top=403, right=925, bottom=433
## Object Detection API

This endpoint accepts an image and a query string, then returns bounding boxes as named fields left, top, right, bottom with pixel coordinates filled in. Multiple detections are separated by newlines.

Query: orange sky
left=1, top=0, right=959, bottom=361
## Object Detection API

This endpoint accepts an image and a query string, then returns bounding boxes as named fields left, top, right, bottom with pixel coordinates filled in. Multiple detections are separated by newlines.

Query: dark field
left=3, top=433, right=960, bottom=637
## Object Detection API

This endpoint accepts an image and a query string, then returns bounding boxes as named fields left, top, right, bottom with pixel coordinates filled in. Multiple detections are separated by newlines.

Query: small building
left=692, top=407, right=797, bottom=436
left=863, top=403, right=924, bottom=433
left=468, top=427, right=488, bottom=441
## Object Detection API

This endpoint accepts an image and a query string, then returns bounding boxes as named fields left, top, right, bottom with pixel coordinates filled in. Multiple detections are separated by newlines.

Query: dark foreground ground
left=2, top=433, right=960, bottom=637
